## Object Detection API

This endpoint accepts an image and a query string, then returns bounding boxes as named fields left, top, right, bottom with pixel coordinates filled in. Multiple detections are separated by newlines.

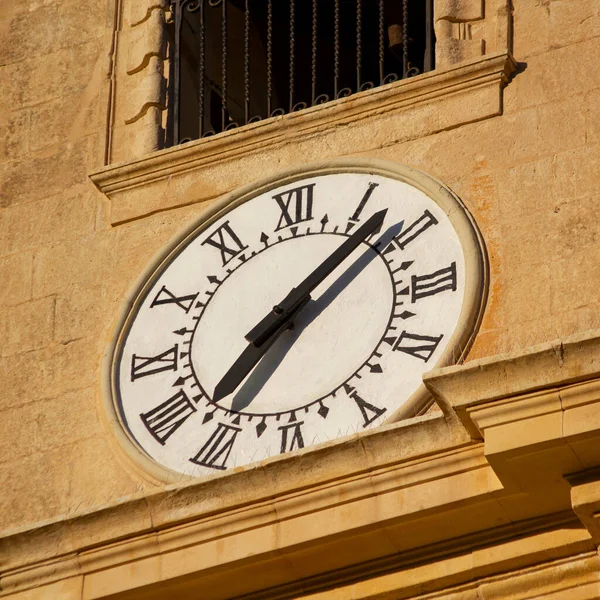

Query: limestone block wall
left=1, top=0, right=600, bottom=540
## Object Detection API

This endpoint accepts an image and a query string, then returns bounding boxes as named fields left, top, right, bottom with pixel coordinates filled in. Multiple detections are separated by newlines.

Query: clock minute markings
left=346, top=182, right=379, bottom=233
left=201, top=220, right=248, bottom=266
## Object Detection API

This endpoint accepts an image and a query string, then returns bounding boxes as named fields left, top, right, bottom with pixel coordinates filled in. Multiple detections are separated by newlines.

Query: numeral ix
left=131, top=345, right=178, bottom=381
left=151, top=285, right=199, bottom=313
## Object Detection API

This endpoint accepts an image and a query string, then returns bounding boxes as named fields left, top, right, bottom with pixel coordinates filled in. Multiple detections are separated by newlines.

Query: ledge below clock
left=3, top=329, right=600, bottom=599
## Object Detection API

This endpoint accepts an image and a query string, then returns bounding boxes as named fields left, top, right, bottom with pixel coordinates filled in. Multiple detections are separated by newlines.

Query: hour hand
left=212, top=296, right=310, bottom=402
left=245, top=208, right=387, bottom=346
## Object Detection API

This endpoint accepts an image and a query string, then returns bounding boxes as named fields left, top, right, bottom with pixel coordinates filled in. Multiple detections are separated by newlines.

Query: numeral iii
left=412, top=263, right=457, bottom=302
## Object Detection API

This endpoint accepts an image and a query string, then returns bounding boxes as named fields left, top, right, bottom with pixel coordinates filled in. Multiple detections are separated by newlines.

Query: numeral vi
left=279, top=421, right=305, bottom=454
left=190, top=422, right=242, bottom=470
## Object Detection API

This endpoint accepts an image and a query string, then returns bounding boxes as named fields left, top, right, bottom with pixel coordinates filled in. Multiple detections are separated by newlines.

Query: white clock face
left=113, top=170, right=477, bottom=478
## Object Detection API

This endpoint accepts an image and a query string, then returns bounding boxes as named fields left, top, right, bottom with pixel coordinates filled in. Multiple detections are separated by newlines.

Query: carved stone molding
left=107, top=0, right=168, bottom=163
left=92, top=52, right=516, bottom=225
left=434, top=0, right=512, bottom=69
left=102, top=0, right=513, bottom=166
left=5, top=332, right=600, bottom=598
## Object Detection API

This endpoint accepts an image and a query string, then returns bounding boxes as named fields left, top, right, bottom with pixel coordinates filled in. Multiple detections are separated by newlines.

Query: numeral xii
left=273, top=184, right=315, bottom=231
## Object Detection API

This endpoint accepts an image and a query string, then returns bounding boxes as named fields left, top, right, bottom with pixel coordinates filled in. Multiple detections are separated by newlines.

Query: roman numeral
left=273, top=183, right=315, bottom=231
left=190, top=422, right=242, bottom=470
left=140, top=390, right=197, bottom=445
left=393, top=210, right=438, bottom=250
left=131, top=345, right=178, bottom=381
left=412, top=262, right=457, bottom=302
left=349, top=182, right=379, bottom=223
left=278, top=421, right=305, bottom=454
left=150, top=285, right=199, bottom=313
left=201, top=221, right=248, bottom=266
left=347, top=387, right=387, bottom=427
left=393, top=331, right=444, bottom=363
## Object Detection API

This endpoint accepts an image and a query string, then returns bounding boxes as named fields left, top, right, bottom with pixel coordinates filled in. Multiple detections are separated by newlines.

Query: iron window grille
left=167, top=0, right=435, bottom=146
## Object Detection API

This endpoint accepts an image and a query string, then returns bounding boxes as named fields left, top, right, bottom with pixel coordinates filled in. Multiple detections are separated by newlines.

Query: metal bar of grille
left=244, top=0, right=250, bottom=124
left=172, top=0, right=183, bottom=145
left=311, top=0, right=317, bottom=105
left=198, top=0, right=205, bottom=137
left=168, top=0, right=435, bottom=145
left=334, top=0, right=340, bottom=98
left=356, top=0, right=361, bottom=92
left=402, top=0, right=408, bottom=78
left=378, top=0, right=384, bottom=85
left=289, top=0, right=295, bottom=112
left=424, top=0, right=434, bottom=72
left=221, top=0, right=228, bottom=131
left=267, top=0, right=273, bottom=116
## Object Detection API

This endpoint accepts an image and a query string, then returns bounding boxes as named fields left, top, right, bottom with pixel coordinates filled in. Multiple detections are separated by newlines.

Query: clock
left=105, top=160, right=487, bottom=479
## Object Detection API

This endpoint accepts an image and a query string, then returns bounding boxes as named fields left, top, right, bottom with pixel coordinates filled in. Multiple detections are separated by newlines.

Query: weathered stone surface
left=0, top=252, right=33, bottom=307
left=0, top=137, right=98, bottom=209
left=0, top=184, right=98, bottom=257
left=1, top=296, right=55, bottom=356
left=0, top=337, right=102, bottom=410
left=0, top=387, right=102, bottom=465
left=32, top=232, right=115, bottom=298
left=0, top=109, right=30, bottom=162
left=4, top=1, right=600, bottom=598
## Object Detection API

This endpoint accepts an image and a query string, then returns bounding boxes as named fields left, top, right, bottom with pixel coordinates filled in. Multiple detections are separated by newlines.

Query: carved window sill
left=91, top=52, right=516, bottom=225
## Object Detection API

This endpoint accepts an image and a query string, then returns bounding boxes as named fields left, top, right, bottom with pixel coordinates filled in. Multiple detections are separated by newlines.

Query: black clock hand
left=245, top=208, right=387, bottom=347
left=212, top=296, right=311, bottom=402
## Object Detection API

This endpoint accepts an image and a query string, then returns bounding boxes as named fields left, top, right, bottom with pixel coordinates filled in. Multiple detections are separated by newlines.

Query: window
left=167, top=0, right=435, bottom=145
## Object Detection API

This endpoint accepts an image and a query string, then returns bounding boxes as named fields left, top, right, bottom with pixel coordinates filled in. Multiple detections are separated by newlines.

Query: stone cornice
left=90, top=52, right=517, bottom=225
left=5, top=331, right=600, bottom=598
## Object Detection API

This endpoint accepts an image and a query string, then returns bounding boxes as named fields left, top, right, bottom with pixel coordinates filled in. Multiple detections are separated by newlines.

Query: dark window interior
left=167, top=0, right=434, bottom=145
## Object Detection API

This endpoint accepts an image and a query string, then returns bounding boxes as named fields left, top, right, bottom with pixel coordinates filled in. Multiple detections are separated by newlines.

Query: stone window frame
left=92, top=0, right=514, bottom=224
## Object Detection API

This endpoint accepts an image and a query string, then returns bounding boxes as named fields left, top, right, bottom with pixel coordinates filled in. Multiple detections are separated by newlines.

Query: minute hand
left=246, top=208, right=387, bottom=347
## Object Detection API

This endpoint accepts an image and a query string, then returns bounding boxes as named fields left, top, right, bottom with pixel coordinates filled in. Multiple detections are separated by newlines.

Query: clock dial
left=112, top=168, right=484, bottom=478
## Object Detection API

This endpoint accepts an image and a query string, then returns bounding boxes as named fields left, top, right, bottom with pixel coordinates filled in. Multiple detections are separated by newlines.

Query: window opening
left=167, top=0, right=435, bottom=146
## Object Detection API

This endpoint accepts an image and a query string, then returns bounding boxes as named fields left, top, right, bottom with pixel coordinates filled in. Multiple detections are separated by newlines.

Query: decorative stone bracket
left=107, top=0, right=169, bottom=163
left=103, top=0, right=513, bottom=164
left=425, top=329, right=600, bottom=546
left=568, top=469, right=600, bottom=547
